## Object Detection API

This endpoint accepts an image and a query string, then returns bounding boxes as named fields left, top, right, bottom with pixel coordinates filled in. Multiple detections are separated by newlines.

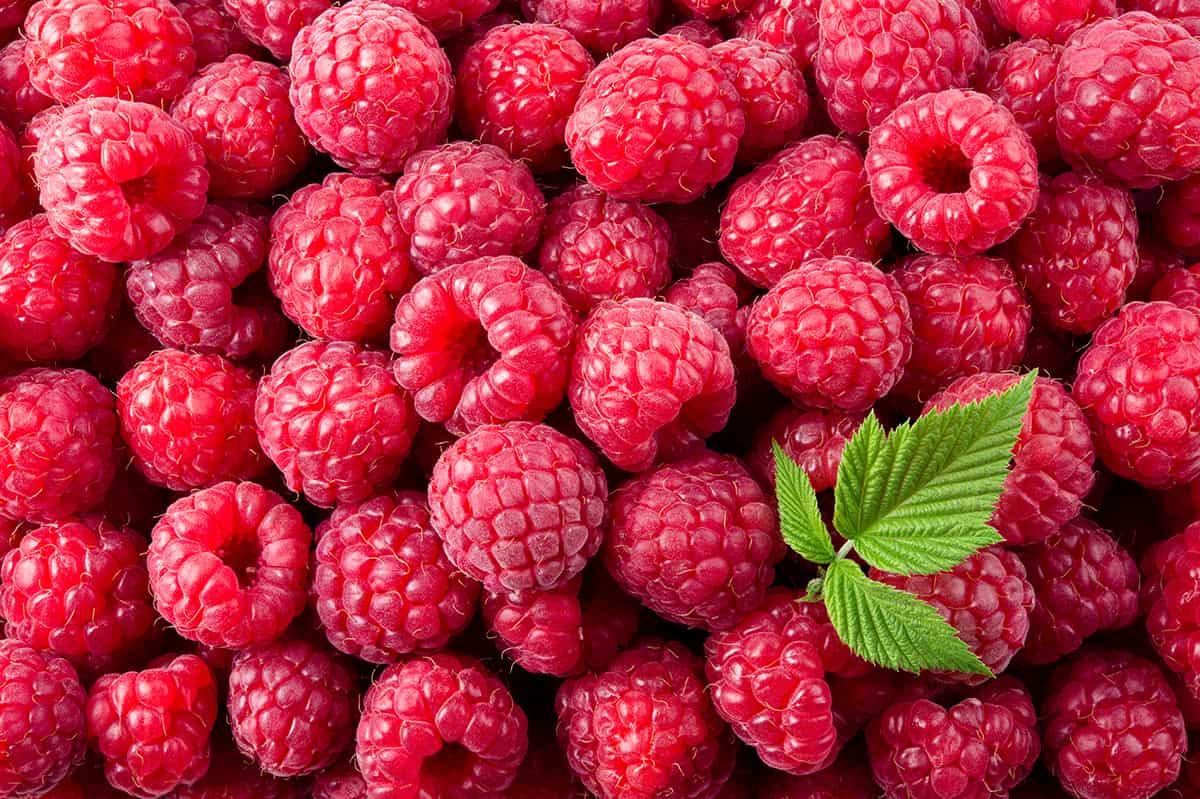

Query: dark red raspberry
left=35, top=763, right=128, bottom=799
left=357, top=652, right=528, bottom=799
left=1152, top=264, right=1200, bottom=309
left=84, top=301, right=161, bottom=386
left=1153, top=174, right=1200, bottom=258
left=710, top=38, right=807, bottom=163
left=222, top=0, right=327, bottom=60
left=289, top=2, right=453, bottom=176
left=734, top=0, right=819, bottom=69
left=866, top=89, right=1039, bottom=256
left=175, top=0, right=261, bottom=66
left=0, top=0, right=30, bottom=35
left=521, top=0, right=660, bottom=53
left=988, top=0, right=1115, bottom=41
left=662, top=19, right=724, bottom=45
left=0, top=120, right=35, bottom=233
left=1166, top=752, right=1200, bottom=799
left=975, top=38, right=1064, bottom=167
left=1143, top=523, right=1200, bottom=700
left=268, top=173, right=408, bottom=343
left=0, top=40, right=53, bottom=135
left=748, top=405, right=864, bottom=492
left=565, top=35, right=743, bottom=203
left=719, top=136, right=890, bottom=288
left=86, top=654, right=218, bottom=797
left=387, top=0, right=501, bottom=36
left=569, top=298, right=736, bottom=471
left=33, top=98, right=209, bottom=263
left=312, top=760, right=365, bottom=799
left=556, top=640, right=736, bottom=799
left=1043, top=650, right=1186, bottom=799
left=501, top=731, right=580, bottom=799
left=1130, top=239, right=1184, bottom=303
left=169, top=749, right=307, bottom=799
left=657, top=194, right=723, bottom=272
left=148, top=481, right=311, bottom=649
left=0, top=368, right=117, bottom=523
left=663, top=262, right=751, bottom=356
left=758, top=746, right=880, bottom=799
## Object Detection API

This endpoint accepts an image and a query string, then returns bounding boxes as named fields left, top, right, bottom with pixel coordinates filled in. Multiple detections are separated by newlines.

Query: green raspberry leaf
left=822, top=559, right=992, bottom=676
left=773, top=442, right=835, bottom=564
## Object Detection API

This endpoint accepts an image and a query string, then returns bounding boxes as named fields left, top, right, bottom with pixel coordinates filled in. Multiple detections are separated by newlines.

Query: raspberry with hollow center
left=747, top=405, right=865, bottom=492
left=521, top=0, right=660, bottom=53
left=711, top=37, right=808, bottom=163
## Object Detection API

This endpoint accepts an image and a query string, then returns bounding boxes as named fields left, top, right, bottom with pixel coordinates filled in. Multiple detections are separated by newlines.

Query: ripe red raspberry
left=0, top=368, right=117, bottom=523
left=924, top=373, right=1096, bottom=547
left=175, top=0, right=260, bottom=66
left=1130, top=239, right=1184, bottom=303
left=565, top=35, right=744, bottom=204
left=312, top=761, right=365, bottom=799
left=289, top=2, right=453, bottom=176
left=148, top=481, right=311, bottom=649
left=556, top=640, right=736, bottom=799
left=268, top=173, right=408, bottom=343
left=171, top=55, right=311, bottom=201
left=710, top=38, right=808, bottom=163
left=866, top=89, right=1038, bottom=256
left=0, top=41, right=52, bottom=135
left=988, top=0, right=1115, bottom=42
left=357, top=652, right=528, bottom=799
left=1153, top=174, right=1200, bottom=258
left=222, top=0, right=328, bottom=60
left=521, top=0, right=660, bottom=53
left=663, top=262, right=751, bottom=353
left=455, top=23, right=593, bottom=173
left=86, top=654, right=218, bottom=797
left=33, top=98, right=209, bottom=263
left=734, top=0, right=819, bottom=69
left=1143, top=523, right=1200, bottom=699
left=569, top=298, right=736, bottom=471
left=758, top=746, right=880, bottom=799
left=256, top=340, right=419, bottom=507
left=23, top=0, right=196, bottom=104
left=975, top=38, right=1064, bottom=167
left=1043, top=650, right=1186, bottom=799
left=1152, top=264, right=1200, bottom=309
left=719, top=136, right=890, bottom=288
left=0, top=120, right=34, bottom=231
left=386, top=0, right=501, bottom=35
left=748, top=405, right=864, bottom=492
left=1073, top=302, right=1200, bottom=488
left=169, top=750, right=306, bottom=799
left=1126, top=0, right=1200, bottom=35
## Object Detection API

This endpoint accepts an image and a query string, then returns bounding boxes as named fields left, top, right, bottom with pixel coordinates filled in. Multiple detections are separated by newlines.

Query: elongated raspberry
left=711, top=38, right=808, bottom=163
left=1143, top=523, right=1200, bottom=700
left=748, top=405, right=864, bottom=491
left=521, top=0, right=660, bottom=53
left=975, top=38, right=1064, bottom=177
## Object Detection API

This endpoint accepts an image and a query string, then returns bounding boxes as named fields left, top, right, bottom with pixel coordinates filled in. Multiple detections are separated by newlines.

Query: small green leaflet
left=773, top=442, right=834, bottom=564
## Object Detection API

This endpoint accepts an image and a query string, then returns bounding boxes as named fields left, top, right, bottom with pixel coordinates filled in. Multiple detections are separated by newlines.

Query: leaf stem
left=835, top=539, right=855, bottom=560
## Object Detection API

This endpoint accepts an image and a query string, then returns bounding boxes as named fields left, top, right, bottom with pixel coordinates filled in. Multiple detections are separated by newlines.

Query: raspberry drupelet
left=747, top=405, right=865, bottom=491
left=521, top=0, right=660, bottom=53
left=710, top=38, right=808, bottom=163
left=974, top=38, right=1065, bottom=169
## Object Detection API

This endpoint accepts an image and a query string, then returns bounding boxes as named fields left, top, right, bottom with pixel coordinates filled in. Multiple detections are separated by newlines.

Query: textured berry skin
left=1131, top=240, right=1184, bottom=303
left=747, top=256, right=912, bottom=412
left=171, top=55, right=311, bottom=201
left=455, top=23, right=594, bottom=172
left=975, top=38, right=1064, bottom=167
left=255, top=340, right=420, bottom=507
left=565, top=35, right=744, bottom=204
left=289, top=1, right=453, bottom=176
left=988, top=0, right=1115, bottom=42
left=0, top=40, right=54, bottom=135
left=925, top=373, right=1096, bottom=547
left=569, top=298, right=736, bottom=472
left=1055, top=12, right=1200, bottom=188
left=168, top=751, right=307, bottom=799
left=604, top=451, right=783, bottom=631
left=1073, top=302, right=1200, bottom=489
left=663, top=263, right=751, bottom=360
left=718, top=136, right=890, bottom=288
left=710, top=38, right=808, bottom=163
left=748, top=405, right=864, bottom=491
left=23, top=0, right=196, bottom=104
left=118, top=349, right=266, bottom=490
left=1143, top=523, right=1200, bottom=700
left=1043, top=651, right=1186, bottom=799
left=148, top=481, right=311, bottom=649
left=429, top=422, right=606, bottom=600
left=356, top=652, right=528, bottom=799
left=521, top=0, right=659, bottom=53
left=1153, top=174, right=1200, bottom=258
left=33, top=98, right=209, bottom=263
left=314, top=491, right=478, bottom=663
left=1125, top=0, right=1200, bottom=35
left=86, top=654, right=218, bottom=798
left=535, top=184, right=673, bottom=314
left=663, top=20, right=725, bottom=45
left=312, top=761, right=366, bottom=799
left=222, top=0, right=327, bottom=60
left=1152, top=264, right=1200, bottom=309
left=866, top=89, right=1039, bottom=256
left=556, top=640, right=736, bottom=799
left=734, top=0, right=820, bottom=68
left=482, top=578, right=584, bottom=677
left=0, top=368, right=117, bottom=523
left=175, top=0, right=260, bottom=66
left=388, top=0, right=499, bottom=35
left=758, top=746, right=880, bottom=799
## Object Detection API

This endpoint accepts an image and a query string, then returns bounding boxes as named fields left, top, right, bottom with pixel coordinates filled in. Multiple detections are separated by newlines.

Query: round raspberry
left=268, top=172, right=409, bottom=343
left=521, top=0, right=660, bottom=53
left=1143, top=523, right=1200, bottom=699
left=1043, top=650, right=1186, bottom=799
left=357, top=652, right=528, bottom=799
left=734, top=0, right=819, bottom=69
left=1073, top=302, right=1200, bottom=488
left=0, top=41, right=52, bottom=136
left=569, top=298, right=736, bottom=471
left=86, top=654, right=218, bottom=797
left=1131, top=239, right=1184, bottom=303
left=710, top=38, right=808, bottom=163
left=312, top=761, right=365, bottom=799
left=758, top=746, right=880, bottom=799
left=429, top=422, right=606, bottom=600
left=564, top=35, right=743, bottom=204
left=1152, top=264, right=1200, bottom=309
left=866, top=89, right=1039, bottom=256
left=0, top=368, right=117, bottom=523
left=747, top=405, right=864, bottom=492
left=175, top=0, right=261, bottom=66
left=313, top=490, right=479, bottom=663
left=988, top=0, right=1115, bottom=41
left=169, top=750, right=307, bottom=799
left=171, top=55, right=311, bottom=201
left=975, top=38, right=1064, bottom=167
left=718, top=136, right=890, bottom=288
left=1153, top=174, right=1200, bottom=258
left=148, top=481, right=311, bottom=649
left=481, top=578, right=584, bottom=677
left=663, top=262, right=751, bottom=354
left=33, top=98, right=209, bottom=263
left=385, top=0, right=499, bottom=36
left=222, top=0, right=327, bottom=60
left=289, top=1, right=453, bottom=176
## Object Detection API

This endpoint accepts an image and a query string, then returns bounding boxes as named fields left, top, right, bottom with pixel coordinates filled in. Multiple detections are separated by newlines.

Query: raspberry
left=1153, top=174, right=1200, bottom=258
left=987, top=0, right=1115, bottom=42
left=36, top=764, right=127, bottom=799
left=1143, top=523, right=1200, bottom=699
left=1002, top=172, right=1139, bottom=335
left=564, top=35, right=744, bottom=204
left=268, top=173, right=409, bottom=343
left=171, top=55, right=311, bottom=201
left=0, top=368, right=117, bottom=523
left=169, top=750, right=306, bottom=799
left=733, top=0, right=820, bottom=69
left=312, top=761, right=365, bottom=799
left=1043, top=650, right=1186, bottom=799
left=33, top=98, right=209, bottom=263
left=429, top=422, right=606, bottom=600
left=222, top=0, right=327, bottom=60
left=521, top=0, right=660, bottom=53
left=394, top=142, right=545, bottom=275
left=866, top=89, right=1039, bottom=256
left=535, top=184, right=673, bottom=314
left=86, top=654, right=218, bottom=797
left=975, top=38, right=1064, bottom=167
left=1131, top=240, right=1185, bottom=303
left=663, top=263, right=751, bottom=355
left=0, top=40, right=53, bottom=134
left=710, top=38, right=808, bottom=163
left=84, top=302, right=161, bottom=386
left=718, top=136, right=890, bottom=288
left=1152, top=264, right=1200, bottom=309
left=357, top=652, right=528, bottom=799
left=455, top=23, right=594, bottom=172
left=148, top=481, right=311, bottom=649
left=758, top=746, right=880, bottom=799
left=556, top=640, right=736, bottom=799
left=1073, top=302, right=1200, bottom=488
left=289, top=1, right=453, bottom=176
left=386, top=0, right=500, bottom=36
left=255, top=340, right=420, bottom=507
left=663, top=19, right=724, bottom=45
left=925, top=373, right=1096, bottom=547
left=748, top=405, right=864, bottom=492
left=1126, top=0, right=1200, bottom=35
left=501, top=732, right=580, bottom=799
left=23, top=0, right=196, bottom=104
left=569, top=298, right=736, bottom=471
left=175, top=0, right=260, bottom=66
left=746, top=256, right=912, bottom=412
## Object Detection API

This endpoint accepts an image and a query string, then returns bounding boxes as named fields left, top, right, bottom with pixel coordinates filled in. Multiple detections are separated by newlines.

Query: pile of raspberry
left=2, top=0, right=1200, bottom=796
